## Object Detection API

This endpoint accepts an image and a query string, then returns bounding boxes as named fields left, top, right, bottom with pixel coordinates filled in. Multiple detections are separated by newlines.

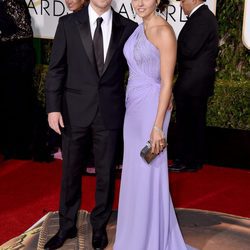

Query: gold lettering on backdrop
left=33, top=0, right=41, bottom=7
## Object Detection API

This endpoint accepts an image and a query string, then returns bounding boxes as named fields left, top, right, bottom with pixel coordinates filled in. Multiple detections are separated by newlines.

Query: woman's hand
left=150, top=126, right=166, bottom=155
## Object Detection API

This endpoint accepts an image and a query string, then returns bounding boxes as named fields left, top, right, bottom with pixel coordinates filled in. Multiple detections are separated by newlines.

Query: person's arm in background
left=0, top=0, right=33, bottom=41
left=0, top=0, right=17, bottom=38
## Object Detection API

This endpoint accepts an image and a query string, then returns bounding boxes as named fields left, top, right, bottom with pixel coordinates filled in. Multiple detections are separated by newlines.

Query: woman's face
left=65, top=0, right=85, bottom=12
left=132, top=0, right=158, bottom=19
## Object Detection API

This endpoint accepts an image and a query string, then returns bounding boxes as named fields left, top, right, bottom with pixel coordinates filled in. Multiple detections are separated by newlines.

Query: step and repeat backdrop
left=26, top=0, right=216, bottom=38
left=25, top=0, right=249, bottom=49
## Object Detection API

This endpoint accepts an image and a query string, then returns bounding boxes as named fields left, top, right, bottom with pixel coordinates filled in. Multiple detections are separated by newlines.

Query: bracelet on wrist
left=153, top=125, right=164, bottom=136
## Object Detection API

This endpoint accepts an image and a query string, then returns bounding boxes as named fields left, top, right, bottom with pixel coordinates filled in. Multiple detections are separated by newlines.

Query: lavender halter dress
left=114, top=24, right=197, bottom=250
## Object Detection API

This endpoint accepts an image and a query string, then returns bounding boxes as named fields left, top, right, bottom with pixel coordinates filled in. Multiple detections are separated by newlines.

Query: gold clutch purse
left=140, top=140, right=167, bottom=164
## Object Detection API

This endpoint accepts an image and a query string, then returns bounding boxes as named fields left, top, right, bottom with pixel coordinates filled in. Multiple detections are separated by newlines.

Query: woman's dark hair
left=157, top=0, right=170, bottom=12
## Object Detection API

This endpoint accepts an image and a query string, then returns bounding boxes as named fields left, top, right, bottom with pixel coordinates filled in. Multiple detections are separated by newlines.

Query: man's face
left=90, top=0, right=112, bottom=14
left=180, top=0, right=196, bottom=16
left=65, top=0, right=85, bottom=12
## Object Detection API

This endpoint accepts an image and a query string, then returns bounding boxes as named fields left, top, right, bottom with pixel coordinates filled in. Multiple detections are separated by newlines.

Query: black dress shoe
left=169, top=159, right=187, bottom=172
left=44, top=227, right=77, bottom=250
left=92, top=229, right=108, bottom=250
left=169, top=159, right=182, bottom=168
left=169, top=161, right=203, bottom=172
left=187, top=162, right=203, bottom=171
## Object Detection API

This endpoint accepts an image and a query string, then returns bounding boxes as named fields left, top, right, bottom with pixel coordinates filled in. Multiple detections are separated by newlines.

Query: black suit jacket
left=174, top=5, right=219, bottom=97
left=46, top=6, right=137, bottom=129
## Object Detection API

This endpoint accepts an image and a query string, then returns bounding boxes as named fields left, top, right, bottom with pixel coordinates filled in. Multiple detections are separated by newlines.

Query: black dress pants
left=60, top=110, right=119, bottom=231
left=174, top=95, right=209, bottom=165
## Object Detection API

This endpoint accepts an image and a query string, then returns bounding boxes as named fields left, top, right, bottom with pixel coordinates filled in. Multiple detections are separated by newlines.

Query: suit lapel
left=75, top=7, right=98, bottom=74
left=75, top=7, right=125, bottom=78
left=101, top=10, right=124, bottom=76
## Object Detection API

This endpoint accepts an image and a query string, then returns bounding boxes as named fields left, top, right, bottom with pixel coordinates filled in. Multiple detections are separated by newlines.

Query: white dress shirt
left=189, top=3, right=206, bottom=17
left=88, top=4, right=113, bottom=62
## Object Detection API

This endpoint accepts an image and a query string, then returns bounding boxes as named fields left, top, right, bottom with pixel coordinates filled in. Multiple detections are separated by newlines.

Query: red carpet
left=0, top=159, right=250, bottom=244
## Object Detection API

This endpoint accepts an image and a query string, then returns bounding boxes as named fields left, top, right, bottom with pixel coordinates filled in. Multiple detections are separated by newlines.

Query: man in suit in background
left=45, top=0, right=137, bottom=248
left=169, top=0, right=219, bottom=172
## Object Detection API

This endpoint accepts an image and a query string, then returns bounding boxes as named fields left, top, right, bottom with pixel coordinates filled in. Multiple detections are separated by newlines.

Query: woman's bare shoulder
left=148, top=18, right=175, bottom=38
left=149, top=23, right=175, bottom=48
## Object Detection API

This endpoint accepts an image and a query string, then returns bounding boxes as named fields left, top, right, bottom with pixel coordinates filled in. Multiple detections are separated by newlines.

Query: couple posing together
left=45, top=0, right=214, bottom=249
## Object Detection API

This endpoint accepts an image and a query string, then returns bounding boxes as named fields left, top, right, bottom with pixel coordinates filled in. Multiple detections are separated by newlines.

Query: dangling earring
left=155, top=1, right=161, bottom=15
left=155, top=5, right=160, bottom=16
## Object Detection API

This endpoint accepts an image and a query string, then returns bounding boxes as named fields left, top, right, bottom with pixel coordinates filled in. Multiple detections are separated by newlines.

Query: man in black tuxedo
left=169, top=0, right=218, bottom=172
left=44, top=0, right=137, bottom=249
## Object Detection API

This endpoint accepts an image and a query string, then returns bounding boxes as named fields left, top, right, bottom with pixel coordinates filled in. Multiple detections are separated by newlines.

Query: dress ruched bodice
left=124, top=24, right=160, bottom=84
left=123, top=24, right=162, bottom=109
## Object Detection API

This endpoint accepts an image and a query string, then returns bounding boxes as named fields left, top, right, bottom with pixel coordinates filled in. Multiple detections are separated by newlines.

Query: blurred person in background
left=169, top=0, right=219, bottom=172
left=65, top=0, right=88, bottom=12
left=0, top=0, right=35, bottom=160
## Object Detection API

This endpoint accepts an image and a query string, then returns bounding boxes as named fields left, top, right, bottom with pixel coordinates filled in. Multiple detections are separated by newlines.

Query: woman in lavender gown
left=114, top=0, right=197, bottom=249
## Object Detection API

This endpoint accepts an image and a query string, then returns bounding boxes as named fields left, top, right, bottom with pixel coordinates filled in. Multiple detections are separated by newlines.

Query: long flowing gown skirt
left=114, top=24, right=196, bottom=250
